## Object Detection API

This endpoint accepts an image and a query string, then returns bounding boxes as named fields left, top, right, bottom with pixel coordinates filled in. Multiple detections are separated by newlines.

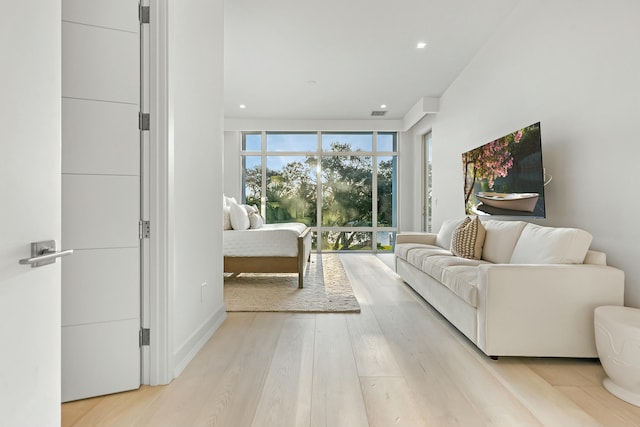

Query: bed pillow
left=249, top=212, right=264, bottom=229
left=243, top=204, right=259, bottom=215
left=224, top=194, right=237, bottom=208
left=223, top=206, right=232, bottom=230
left=229, top=201, right=250, bottom=230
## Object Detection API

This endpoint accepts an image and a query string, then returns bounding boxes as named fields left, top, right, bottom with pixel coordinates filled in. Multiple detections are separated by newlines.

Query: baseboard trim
left=172, top=304, right=227, bottom=378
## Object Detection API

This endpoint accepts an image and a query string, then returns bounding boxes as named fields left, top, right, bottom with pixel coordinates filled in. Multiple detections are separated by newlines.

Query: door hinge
left=140, top=328, right=150, bottom=347
left=139, top=5, right=150, bottom=24
left=139, top=220, right=150, bottom=239
left=139, top=112, right=150, bottom=131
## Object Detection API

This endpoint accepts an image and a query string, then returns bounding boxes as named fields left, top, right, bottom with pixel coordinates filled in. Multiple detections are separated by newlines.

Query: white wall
left=170, top=0, right=226, bottom=375
left=223, top=131, right=242, bottom=200
left=407, top=0, right=640, bottom=307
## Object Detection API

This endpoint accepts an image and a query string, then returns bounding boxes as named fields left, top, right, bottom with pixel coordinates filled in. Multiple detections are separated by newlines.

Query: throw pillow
left=229, top=201, right=250, bottom=230
left=435, top=218, right=467, bottom=249
left=249, top=211, right=264, bottom=229
left=450, top=216, right=486, bottom=260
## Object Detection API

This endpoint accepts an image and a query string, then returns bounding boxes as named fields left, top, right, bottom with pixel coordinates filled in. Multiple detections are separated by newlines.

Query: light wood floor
left=62, top=254, right=640, bottom=427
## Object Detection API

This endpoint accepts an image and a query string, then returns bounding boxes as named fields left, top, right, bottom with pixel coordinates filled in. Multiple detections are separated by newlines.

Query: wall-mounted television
left=462, top=122, right=545, bottom=218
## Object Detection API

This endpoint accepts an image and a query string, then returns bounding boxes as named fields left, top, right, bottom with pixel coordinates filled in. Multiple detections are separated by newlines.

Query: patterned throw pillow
left=451, top=216, right=486, bottom=260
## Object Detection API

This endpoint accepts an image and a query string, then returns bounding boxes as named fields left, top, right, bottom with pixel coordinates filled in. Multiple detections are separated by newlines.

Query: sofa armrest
left=395, top=232, right=438, bottom=246
left=475, top=263, right=625, bottom=357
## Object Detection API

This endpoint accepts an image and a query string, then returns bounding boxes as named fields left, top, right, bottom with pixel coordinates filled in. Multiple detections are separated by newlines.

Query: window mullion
left=261, top=131, right=267, bottom=216
left=316, top=131, right=322, bottom=251
left=372, top=132, right=379, bottom=252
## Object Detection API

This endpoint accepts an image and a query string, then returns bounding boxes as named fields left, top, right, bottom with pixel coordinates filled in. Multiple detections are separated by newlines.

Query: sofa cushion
left=407, top=246, right=452, bottom=268
left=451, top=216, right=486, bottom=260
left=395, top=243, right=430, bottom=261
left=441, top=266, right=479, bottom=307
left=421, top=255, right=490, bottom=283
left=435, top=218, right=466, bottom=249
left=481, top=220, right=527, bottom=264
left=510, top=223, right=593, bottom=264
left=584, top=250, right=607, bottom=266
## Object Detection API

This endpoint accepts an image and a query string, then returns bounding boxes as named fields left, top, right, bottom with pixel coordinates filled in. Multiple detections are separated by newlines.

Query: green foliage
left=321, top=143, right=373, bottom=227
left=377, top=159, right=394, bottom=227
left=321, top=231, right=372, bottom=251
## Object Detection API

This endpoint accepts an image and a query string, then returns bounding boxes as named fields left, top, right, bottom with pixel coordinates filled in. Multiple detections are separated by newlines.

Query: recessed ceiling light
left=380, top=104, right=387, bottom=109
left=239, top=104, right=246, bottom=109
left=416, top=41, right=427, bottom=49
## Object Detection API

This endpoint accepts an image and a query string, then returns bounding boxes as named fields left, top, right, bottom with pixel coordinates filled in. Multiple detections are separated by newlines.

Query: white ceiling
left=224, top=0, right=521, bottom=121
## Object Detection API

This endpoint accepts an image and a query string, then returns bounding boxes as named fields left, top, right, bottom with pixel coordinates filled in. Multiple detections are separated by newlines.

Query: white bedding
left=223, top=222, right=308, bottom=257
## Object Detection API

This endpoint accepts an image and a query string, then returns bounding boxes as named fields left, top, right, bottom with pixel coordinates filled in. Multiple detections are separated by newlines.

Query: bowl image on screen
left=475, top=192, right=539, bottom=212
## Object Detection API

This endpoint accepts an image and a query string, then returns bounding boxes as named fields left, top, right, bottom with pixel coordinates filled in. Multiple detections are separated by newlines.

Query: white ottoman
left=594, top=305, right=640, bottom=407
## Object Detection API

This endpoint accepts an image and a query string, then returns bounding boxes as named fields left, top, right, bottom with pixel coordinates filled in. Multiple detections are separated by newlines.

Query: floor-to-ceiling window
left=241, top=131, right=398, bottom=252
left=423, top=131, right=433, bottom=232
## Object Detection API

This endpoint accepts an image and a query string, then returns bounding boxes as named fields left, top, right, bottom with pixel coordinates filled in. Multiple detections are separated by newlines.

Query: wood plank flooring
left=62, top=254, right=640, bottom=427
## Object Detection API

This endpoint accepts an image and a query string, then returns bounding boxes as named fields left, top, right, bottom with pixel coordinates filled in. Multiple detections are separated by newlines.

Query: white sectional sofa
left=394, top=218, right=625, bottom=358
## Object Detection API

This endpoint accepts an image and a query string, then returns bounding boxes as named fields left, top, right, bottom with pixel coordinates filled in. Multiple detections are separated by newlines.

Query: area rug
left=224, top=253, right=360, bottom=313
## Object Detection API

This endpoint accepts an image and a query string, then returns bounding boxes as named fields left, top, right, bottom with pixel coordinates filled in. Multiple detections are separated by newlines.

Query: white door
left=0, top=2, right=63, bottom=426
left=61, top=0, right=142, bottom=402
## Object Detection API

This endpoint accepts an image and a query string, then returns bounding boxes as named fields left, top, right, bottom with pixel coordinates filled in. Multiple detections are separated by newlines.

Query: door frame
left=146, top=0, right=173, bottom=385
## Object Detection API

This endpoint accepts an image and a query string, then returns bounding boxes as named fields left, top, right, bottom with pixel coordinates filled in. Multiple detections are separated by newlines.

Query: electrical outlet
left=201, top=282, right=207, bottom=302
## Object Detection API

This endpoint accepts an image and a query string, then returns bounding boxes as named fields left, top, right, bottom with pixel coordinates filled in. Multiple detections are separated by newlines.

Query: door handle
left=19, top=240, right=74, bottom=268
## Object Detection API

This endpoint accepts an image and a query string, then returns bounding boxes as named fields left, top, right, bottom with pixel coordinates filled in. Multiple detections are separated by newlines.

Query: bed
left=223, top=222, right=312, bottom=288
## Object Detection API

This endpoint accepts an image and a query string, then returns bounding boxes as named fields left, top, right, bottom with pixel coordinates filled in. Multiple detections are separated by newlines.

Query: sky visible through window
left=244, top=155, right=260, bottom=170
left=266, top=133, right=316, bottom=152
left=246, top=133, right=395, bottom=170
